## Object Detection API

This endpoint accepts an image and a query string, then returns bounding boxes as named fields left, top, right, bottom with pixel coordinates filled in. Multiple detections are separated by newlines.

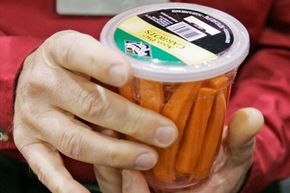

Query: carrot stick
left=119, top=81, right=139, bottom=142
left=119, top=81, right=136, bottom=141
left=226, top=84, right=232, bottom=104
left=208, top=76, right=229, bottom=88
left=191, top=92, right=226, bottom=179
left=207, top=75, right=230, bottom=154
left=139, top=79, right=164, bottom=113
left=175, top=88, right=216, bottom=174
left=152, top=82, right=201, bottom=182
left=119, top=83, right=135, bottom=102
left=127, top=79, right=163, bottom=142
left=208, top=75, right=229, bottom=98
left=163, top=83, right=179, bottom=103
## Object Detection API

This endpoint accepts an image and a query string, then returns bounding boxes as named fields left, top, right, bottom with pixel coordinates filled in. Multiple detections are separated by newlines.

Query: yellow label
left=118, top=16, right=217, bottom=65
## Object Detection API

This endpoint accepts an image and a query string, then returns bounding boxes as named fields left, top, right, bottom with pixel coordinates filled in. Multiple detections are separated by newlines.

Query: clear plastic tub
left=100, top=2, right=249, bottom=192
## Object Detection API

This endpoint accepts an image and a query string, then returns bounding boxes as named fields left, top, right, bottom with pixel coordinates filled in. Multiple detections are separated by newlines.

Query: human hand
left=13, top=30, right=178, bottom=193
left=120, top=108, right=264, bottom=193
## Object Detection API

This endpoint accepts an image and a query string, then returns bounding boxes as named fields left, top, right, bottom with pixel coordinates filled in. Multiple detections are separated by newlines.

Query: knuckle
left=18, top=61, right=50, bottom=97
left=230, top=139, right=255, bottom=164
left=79, top=89, right=110, bottom=118
left=45, top=30, right=81, bottom=50
left=103, top=146, right=123, bottom=167
left=46, top=30, right=93, bottom=66
left=60, top=131, right=83, bottom=159
left=50, top=30, right=80, bottom=40
left=25, top=75, right=49, bottom=96
left=19, top=65, right=53, bottom=98
left=63, top=33, right=96, bottom=66
left=44, top=31, right=77, bottom=63
left=124, top=110, right=146, bottom=136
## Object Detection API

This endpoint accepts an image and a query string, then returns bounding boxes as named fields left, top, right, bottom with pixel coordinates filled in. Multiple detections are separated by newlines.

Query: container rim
left=100, top=2, right=249, bottom=82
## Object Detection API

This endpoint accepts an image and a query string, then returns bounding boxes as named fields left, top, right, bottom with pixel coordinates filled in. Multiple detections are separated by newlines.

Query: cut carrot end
left=208, top=75, right=230, bottom=104
left=208, top=76, right=229, bottom=89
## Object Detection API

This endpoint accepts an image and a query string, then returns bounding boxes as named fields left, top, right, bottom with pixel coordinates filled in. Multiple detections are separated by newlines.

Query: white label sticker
left=57, top=0, right=169, bottom=16
left=184, top=16, right=221, bottom=36
left=166, top=21, right=207, bottom=41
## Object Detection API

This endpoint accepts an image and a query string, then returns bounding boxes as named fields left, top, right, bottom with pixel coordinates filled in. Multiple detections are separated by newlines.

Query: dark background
left=0, top=155, right=289, bottom=193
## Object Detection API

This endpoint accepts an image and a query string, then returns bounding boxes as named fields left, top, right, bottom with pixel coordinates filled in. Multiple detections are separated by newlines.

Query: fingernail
left=155, top=126, right=177, bottom=147
left=109, top=65, right=128, bottom=86
left=135, top=153, right=157, bottom=170
left=122, top=170, right=132, bottom=189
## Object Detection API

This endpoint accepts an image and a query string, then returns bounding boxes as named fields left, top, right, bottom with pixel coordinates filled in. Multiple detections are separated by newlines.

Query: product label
left=114, top=9, right=234, bottom=65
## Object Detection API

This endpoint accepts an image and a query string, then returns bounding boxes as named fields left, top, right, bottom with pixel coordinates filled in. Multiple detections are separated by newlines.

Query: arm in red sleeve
left=228, top=30, right=290, bottom=193
left=228, top=0, right=290, bottom=192
left=0, top=33, right=42, bottom=152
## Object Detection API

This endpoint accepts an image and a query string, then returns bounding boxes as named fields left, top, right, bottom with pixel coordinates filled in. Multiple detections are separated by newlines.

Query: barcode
left=166, top=21, right=206, bottom=42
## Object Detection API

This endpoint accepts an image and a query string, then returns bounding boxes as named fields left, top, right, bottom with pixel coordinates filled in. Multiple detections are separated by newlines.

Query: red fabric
left=0, top=36, right=42, bottom=150
left=0, top=0, right=290, bottom=192
left=229, top=48, right=290, bottom=193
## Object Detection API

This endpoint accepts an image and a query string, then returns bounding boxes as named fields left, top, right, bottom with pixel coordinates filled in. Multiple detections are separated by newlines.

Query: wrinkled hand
left=119, top=108, right=264, bottom=193
left=13, top=30, right=178, bottom=193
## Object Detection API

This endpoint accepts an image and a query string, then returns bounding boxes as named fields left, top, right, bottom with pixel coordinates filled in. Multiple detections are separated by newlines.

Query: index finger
left=42, top=30, right=132, bottom=87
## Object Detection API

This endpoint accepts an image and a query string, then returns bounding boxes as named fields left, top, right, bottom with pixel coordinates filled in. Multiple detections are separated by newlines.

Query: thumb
left=122, top=169, right=150, bottom=193
left=227, top=108, right=264, bottom=162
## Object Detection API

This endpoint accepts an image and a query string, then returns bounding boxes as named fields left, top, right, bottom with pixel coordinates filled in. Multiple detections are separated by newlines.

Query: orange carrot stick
left=119, top=81, right=138, bottom=141
left=152, top=82, right=201, bottom=182
left=139, top=79, right=164, bottom=112
left=119, top=83, right=135, bottom=102
left=175, top=88, right=216, bottom=174
left=208, top=76, right=229, bottom=88
left=207, top=75, right=230, bottom=154
left=191, top=92, right=226, bottom=179
left=208, top=75, right=229, bottom=98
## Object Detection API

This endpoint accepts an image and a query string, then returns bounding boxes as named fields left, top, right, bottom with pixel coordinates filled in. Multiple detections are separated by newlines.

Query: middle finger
left=35, top=109, right=159, bottom=170
left=48, top=71, right=177, bottom=148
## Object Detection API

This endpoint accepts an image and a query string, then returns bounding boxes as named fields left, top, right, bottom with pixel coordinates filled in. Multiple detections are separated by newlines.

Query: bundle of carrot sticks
left=119, top=72, right=234, bottom=183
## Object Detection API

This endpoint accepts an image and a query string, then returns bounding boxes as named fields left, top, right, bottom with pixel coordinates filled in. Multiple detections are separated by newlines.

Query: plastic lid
left=100, top=3, right=249, bottom=82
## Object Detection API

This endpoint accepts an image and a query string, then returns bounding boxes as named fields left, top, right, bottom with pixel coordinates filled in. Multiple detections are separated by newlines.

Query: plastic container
left=100, top=2, right=249, bottom=192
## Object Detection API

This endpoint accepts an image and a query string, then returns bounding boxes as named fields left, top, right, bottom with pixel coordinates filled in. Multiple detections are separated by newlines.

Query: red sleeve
left=228, top=0, right=290, bottom=192
left=0, top=33, right=42, bottom=151
left=230, top=48, right=290, bottom=193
